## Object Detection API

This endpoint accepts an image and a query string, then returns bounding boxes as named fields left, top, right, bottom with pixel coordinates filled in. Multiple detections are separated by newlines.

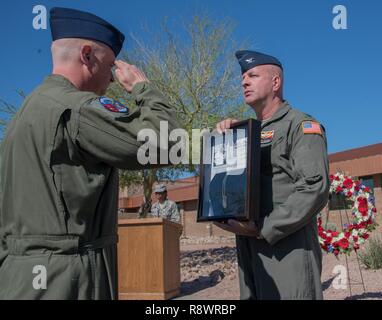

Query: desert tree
left=107, top=14, right=253, bottom=214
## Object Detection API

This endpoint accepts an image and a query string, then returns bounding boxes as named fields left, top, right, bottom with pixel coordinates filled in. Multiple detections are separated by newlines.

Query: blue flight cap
left=235, top=50, right=283, bottom=74
left=49, top=7, right=125, bottom=56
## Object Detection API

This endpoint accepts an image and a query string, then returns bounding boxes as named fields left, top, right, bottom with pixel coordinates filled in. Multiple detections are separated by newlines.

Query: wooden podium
left=117, top=218, right=183, bottom=300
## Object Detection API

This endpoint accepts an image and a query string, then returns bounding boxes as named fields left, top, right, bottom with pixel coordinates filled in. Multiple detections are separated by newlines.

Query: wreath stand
left=324, top=193, right=366, bottom=299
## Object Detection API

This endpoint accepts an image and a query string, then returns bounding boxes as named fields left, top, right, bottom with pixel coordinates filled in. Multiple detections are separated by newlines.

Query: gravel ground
left=178, top=230, right=382, bottom=300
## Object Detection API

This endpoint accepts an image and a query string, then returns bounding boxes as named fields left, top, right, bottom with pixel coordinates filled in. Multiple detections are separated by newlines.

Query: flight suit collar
left=44, top=74, right=78, bottom=89
left=261, top=101, right=291, bottom=128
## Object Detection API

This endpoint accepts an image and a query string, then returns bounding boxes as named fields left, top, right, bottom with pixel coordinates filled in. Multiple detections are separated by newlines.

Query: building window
left=359, top=175, right=374, bottom=193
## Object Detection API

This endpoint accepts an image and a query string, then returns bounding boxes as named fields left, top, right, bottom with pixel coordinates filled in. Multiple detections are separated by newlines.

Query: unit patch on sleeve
left=301, top=121, right=322, bottom=135
left=98, top=96, right=129, bottom=113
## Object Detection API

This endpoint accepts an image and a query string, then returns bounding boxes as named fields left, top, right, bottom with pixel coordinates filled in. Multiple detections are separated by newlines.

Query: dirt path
left=178, top=233, right=382, bottom=300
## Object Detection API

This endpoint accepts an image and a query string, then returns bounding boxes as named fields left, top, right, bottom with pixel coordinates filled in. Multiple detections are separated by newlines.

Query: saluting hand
left=114, top=60, right=149, bottom=93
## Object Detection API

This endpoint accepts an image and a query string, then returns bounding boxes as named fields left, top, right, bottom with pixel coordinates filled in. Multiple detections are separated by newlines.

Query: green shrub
left=359, top=237, right=382, bottom=270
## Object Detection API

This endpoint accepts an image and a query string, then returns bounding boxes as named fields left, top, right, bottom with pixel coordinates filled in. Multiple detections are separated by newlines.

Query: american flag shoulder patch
left=301, top=121, right=322, bottom=135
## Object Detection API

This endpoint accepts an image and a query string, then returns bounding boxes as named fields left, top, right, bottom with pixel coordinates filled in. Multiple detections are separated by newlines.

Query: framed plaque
left=197, top=119, right=261, bottom=222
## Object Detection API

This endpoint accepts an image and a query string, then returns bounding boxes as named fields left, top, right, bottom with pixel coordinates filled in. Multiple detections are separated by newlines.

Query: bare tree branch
left=108, top=13, right=249, bottom=209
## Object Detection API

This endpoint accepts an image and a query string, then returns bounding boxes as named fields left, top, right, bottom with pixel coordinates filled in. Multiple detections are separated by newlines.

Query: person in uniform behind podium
left=150, top=184, right=180, bottom=223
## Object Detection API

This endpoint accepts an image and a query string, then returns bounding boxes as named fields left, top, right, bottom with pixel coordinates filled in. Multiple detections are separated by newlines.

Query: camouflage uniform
left=151, top=200, right=180, bottom=223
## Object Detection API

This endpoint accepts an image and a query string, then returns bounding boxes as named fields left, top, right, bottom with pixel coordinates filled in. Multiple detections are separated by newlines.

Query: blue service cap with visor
left=49, top=7, right=125, bottom=56
left=235, top=50, right=283, bottom=74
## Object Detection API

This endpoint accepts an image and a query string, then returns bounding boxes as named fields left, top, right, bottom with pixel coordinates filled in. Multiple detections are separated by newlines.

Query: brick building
left=119, top=143, right=382, bottom=237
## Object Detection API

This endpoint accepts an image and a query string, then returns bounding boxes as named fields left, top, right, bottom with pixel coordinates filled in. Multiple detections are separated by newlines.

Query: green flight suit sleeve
left=76, top=82, right=181, bottom=169
left=259, top=121, right=330, bottom=245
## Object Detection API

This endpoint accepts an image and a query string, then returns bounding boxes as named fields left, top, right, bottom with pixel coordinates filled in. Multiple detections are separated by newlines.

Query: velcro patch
left=99, top=96, right=129, bottom=113
left=261, top=130, right=274, bottom=144
left=301, top=121, right=322, bottom=135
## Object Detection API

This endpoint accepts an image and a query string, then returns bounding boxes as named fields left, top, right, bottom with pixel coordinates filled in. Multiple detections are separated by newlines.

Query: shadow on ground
left=344, top=292, right=382, bottom=300
left=178, top=246, right=237, bottom=297
left=322, top=275, right=336, bottom=291
left=180, top=269, right=225, bottom=296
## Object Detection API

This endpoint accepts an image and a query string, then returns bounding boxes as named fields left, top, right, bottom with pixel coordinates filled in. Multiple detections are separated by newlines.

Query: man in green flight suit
left=0, top=7, right=181, bottom=299
left=215, top=50, right=329, bottom=299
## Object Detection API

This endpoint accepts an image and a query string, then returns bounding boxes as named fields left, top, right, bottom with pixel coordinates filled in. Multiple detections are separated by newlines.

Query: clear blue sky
left=1, top=0, right=381, bottom=153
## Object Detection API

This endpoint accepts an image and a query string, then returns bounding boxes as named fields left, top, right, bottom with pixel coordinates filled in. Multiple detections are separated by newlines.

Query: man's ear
left=272, top=75, right=282, bottom=92
left=80, top=45, right=93, bottom=65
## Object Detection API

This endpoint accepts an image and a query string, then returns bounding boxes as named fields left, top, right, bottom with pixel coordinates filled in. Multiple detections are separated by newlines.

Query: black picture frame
left=197, top=118, right=261, bottom=222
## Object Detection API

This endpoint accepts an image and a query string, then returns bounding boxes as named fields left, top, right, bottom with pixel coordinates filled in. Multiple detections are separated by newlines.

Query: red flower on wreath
left=343, top=178, right=353, bottom=189
left=358, top=198, right=368, bottom=216
left=359, top=208, right=368, bottom=217
left=336, top=186, right=343, bottom=193
left=339, top=238, right=349, bottom=249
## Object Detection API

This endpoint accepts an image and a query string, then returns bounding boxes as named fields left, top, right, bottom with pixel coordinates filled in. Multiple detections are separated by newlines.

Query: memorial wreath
left=318, top=172, right=377, bottom=255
